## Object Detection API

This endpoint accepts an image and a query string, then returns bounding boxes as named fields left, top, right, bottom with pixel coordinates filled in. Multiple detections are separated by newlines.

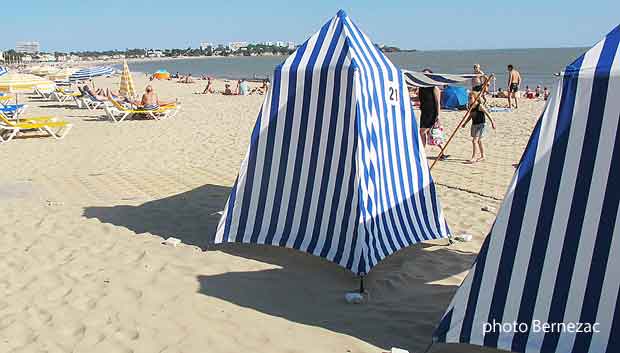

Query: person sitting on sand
left=462, top=91, right=496, bottom=164
left=524, top=86, right=535, bottom=99
left=495, top=88, right=508, bottom=98
left=178, top=73, right=194, bottom=84
left=535, top=85, right=542, bottom=98
left=255, top=79, right=270, bottom=95
left=201, top=77, right=215, bottom=94
left=222, top=83, right=234, bottom=96
left=543, top=87, right=550, bottom=100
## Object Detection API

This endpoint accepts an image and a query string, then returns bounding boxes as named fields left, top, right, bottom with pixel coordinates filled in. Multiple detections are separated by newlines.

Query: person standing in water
left=507, top=64, right=522, bottom=109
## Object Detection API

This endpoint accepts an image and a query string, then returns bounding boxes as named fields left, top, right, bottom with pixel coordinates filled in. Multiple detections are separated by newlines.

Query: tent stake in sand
left=430, top=74, right=494, bottom=170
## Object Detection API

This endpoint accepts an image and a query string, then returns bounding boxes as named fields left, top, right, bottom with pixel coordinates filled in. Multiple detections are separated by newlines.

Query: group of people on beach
left=153, top=70, right=270, bottom=96
left=416, top=62, right=550, bottom=165
left=197, top=77, right=270, bottom=96
left=416, top=64, right=504, bottom=164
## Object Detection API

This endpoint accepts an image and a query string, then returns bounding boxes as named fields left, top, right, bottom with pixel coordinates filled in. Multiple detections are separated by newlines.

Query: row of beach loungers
left=0, top=87, right=181, bottom=144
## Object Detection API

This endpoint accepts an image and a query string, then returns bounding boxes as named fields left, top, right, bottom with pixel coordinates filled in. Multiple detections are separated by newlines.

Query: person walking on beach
left=507, top=64, right=522, bottom=109
left=462, top=91, right=496, bottom=163
left=202, top=77, right=215, bottom=94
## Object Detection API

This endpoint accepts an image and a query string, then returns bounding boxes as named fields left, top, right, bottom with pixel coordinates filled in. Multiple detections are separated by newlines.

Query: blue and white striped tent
left=69, top=66, right=114, bottom=81
left=434, top=24, right=620, bottom=353
left=0, top=66, right=8, bottom=76
left=214, top=10, right=451, bottom=275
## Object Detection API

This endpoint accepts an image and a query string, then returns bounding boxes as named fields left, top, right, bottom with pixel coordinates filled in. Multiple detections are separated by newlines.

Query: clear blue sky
left=1, top=0, right=618, bottom=52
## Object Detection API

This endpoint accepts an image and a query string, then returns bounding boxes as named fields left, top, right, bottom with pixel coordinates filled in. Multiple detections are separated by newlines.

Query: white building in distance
left=228, top=41, right=249, bottom=52
left=16, top=41, right=40, bottom=54
left=200, top=42, right=213, bottom=50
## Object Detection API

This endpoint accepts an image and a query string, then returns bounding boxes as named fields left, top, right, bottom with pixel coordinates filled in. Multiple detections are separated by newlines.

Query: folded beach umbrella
left=433, top=24, right=620, bottom=353
left=214, top=10, right=451, bottom=275
left=402, top=70, right=475, bottom=88
left=119, top=60, right=136, bottom=98
left=69, top=66, right=114, bottom=81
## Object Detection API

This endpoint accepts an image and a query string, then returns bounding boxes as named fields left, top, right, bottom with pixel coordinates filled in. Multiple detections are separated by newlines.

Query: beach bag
left=428, top=121, right=446, bottom=146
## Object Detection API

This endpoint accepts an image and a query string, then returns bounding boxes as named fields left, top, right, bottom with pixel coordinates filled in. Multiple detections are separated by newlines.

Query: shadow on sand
left=83, top=184, right=483, bottom=352
left=83, top=184, right=229, bottom=249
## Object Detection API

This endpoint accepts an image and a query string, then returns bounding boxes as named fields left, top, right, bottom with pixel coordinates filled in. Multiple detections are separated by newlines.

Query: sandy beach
left=0, top=74, right=546, bottom=353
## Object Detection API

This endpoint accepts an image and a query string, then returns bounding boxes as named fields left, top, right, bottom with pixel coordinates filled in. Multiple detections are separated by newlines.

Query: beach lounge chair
left=51, top=88, right=81, bottom=103
left=0, top=104, right=28, bottom=119
left=76, top=87, right=105, bottom=110
left=104, top=98, right=180, bottom=123
left=33, top=86, right=54, bottom=100
left=0, top=96, right=28, bottom=118
left=0, top=112, right=73, bottom=143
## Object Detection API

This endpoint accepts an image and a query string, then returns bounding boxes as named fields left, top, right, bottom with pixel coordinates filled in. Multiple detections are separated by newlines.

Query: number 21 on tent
left=386, top=80, right=400, bottom=106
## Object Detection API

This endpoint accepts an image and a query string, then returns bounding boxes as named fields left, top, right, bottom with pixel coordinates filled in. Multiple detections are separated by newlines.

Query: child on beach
left=461, top=91, right=496, bottom=163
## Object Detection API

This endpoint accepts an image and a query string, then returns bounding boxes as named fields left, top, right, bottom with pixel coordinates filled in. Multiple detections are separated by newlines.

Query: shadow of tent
left=83, top=184, right=230, bottom=249
left=84, top=184, right=485, bottom=351
left=198, top=243, right=478, bottom=352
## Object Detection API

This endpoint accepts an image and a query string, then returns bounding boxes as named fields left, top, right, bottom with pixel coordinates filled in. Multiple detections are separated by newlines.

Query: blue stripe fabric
left=402, top=70, right=472, bottom=88
left=69, top=66, right=114, bottom=81
left=214, top=10, right=450, bottom=275
left=433, top=24, right=620, bottom=353
left=0, top=66, right=8, bottom=76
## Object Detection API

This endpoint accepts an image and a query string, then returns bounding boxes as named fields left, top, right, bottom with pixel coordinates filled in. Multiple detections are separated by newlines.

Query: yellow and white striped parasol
left=0, top=72, right=55, bottom=93
left=119, top=60, right=136, bottom=98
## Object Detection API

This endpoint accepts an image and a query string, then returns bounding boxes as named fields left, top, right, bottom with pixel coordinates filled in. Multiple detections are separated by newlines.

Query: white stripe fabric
left=433, top=24, right=620, bottom=353
left=69, top=66, right=114, bottom=81
left=214, top=10, right=450, bottom=275
left=402, top=70, right=474, bottom=88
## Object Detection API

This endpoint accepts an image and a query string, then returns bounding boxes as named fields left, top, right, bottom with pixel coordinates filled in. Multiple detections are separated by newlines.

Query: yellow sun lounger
left=104, top=98, right=181, bottom=123
left=0, top=112, right=73, bottom=143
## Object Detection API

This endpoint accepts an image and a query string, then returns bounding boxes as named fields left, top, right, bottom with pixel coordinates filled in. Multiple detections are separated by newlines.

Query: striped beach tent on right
left=433, top=24, right=620, bottom=353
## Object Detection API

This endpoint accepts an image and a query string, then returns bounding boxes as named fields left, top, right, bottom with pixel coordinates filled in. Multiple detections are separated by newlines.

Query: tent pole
left=430, top=74, right=494, bottom=170
left=420, top=341, right=434, bottom=353
left=359, top=275, right=365, bottom=293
